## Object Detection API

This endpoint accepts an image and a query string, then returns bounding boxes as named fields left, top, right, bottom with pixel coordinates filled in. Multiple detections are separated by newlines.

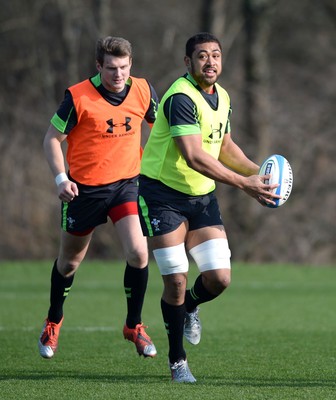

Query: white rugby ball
left=259, top=154, right=293, bottom=208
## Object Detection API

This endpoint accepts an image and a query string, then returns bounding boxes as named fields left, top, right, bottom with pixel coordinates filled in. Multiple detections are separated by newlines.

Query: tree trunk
left=243, top=0, right=275, bottom=160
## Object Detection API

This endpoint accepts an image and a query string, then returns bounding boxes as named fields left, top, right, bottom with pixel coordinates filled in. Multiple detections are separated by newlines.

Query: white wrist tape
left=55, top=172, right=69, bottom=186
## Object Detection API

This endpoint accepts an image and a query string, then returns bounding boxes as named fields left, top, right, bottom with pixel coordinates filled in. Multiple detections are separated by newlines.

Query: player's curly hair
left=96, top=36, right=132, bottom=66
left=185, top=32, right=222, bottom=58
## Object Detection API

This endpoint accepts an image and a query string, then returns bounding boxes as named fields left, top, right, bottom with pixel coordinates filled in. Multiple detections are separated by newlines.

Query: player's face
left=97, top=54, right=132, bottom=93
left=185, top=42, right=222, bottom=93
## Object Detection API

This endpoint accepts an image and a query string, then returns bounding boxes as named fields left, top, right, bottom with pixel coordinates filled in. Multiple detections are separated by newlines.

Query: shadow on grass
left=1, top=371, right=335, bottom=388
left=204, top=376, right=336, bottom=389
left=0, top=371, right=167, bottom=383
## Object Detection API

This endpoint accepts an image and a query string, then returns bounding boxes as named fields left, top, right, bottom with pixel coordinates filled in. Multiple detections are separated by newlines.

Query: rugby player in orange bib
left=38, top=36, right=158, bottom=359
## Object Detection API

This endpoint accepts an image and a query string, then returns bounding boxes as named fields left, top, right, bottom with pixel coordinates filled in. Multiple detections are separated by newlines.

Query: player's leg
left=114, top=214, right=157, bottom=357
left=115, top=214, right=148, bottom=326
left=51, top=230, right=93, bottom=319
left=151, top=223, right=196, bottom=382
left=38, top=230, right=92, bottom=358
left=138, top=176, right=197, bottom=381
left=186, top=225, right=231, bottom=300
left=183, top=226, right=231, bottom=345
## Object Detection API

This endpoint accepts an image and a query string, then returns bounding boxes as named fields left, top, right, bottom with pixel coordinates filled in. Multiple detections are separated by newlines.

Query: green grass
left=0, top=260, right=335, bottom=399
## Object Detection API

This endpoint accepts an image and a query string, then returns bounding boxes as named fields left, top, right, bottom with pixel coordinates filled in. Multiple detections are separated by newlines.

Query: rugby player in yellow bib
left=138, top=32, right=280, bottom=383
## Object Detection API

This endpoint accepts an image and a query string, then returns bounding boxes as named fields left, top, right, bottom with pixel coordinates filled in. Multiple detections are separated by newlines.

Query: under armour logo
left=209, top=122, right=223, bottom=139
left=106, top=117, right=132, bottom=133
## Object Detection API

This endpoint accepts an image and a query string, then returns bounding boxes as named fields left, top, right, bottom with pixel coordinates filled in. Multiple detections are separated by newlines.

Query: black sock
left=161, top=299, right=186, bottom=364
left=185, top=274, right=217, bottom=313
left=124, top=263, right=148, bottom=328
left=48, top=259, right=74, bottom=324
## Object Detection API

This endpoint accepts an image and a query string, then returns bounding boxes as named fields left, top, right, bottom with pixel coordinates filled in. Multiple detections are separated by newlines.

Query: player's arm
left=144, top=82, right=159, bottom=127
left=218, top=105, right=259, bottom=176
left=167, top=94, right=255, bottom=187
left=43, top=124, right=67, bottom=179
left=168, top=95, right=279, bottom=205
left=218, top=133, right=259, bottom=176
left=141, top=82, right=159, bottom=146
left=175, top=133, right=279, bottom=206
left=43, top=124, right=79, bottom=202
left=43, top=91, right=79, bottom=202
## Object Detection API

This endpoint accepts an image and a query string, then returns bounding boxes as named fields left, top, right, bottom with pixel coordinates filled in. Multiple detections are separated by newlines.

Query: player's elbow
left=184, top=154, right=204, bottom=172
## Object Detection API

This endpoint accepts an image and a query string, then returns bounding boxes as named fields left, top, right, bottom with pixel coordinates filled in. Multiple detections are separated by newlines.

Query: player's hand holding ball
left=258, top=154, right=293, bottom=208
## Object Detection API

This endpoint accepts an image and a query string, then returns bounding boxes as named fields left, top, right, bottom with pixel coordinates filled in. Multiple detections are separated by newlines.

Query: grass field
left=1, top=260, right=335, bottom=399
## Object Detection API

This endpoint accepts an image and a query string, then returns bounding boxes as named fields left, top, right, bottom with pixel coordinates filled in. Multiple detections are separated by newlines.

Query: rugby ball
left=259, top=154, right=293, bottom=208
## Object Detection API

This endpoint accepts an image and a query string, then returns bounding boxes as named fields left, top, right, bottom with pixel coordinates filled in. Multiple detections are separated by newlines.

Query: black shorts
left=138, top=175, right=223, bottom=237
left=61, top=176, right=139, bottom=235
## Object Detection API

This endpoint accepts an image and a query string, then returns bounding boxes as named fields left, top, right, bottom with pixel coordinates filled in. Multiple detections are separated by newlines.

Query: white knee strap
left=153, top=243, right=189, bottom=275
left=189, top=238, right=231, bottom=272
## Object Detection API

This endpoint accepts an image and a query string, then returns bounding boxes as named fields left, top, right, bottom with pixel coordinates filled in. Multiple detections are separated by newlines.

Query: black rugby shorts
left=61, top=176, right=139, bottom=235
left=138, top=175, right=223, bottom=237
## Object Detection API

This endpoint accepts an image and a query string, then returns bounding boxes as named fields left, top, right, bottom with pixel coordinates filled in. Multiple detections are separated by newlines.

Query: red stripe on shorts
left=108, top=201, right=138, bottom=223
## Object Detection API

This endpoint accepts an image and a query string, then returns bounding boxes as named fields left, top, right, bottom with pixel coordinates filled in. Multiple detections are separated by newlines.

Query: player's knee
left=201, top=269, right=231, bottom=296
left=126, top=246, right=148, bottom=267
left=214, top=273, right=231, bottom=292
left=164, top=275, right=187, bottom=303
left=124, top=242, right=148, bottom=268
left=57, top=260, right=80, bottom=277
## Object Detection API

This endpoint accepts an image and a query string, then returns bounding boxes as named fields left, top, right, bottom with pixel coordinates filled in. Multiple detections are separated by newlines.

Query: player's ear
left=184, top=56, right=191, bottom=68
left=96, top=61, right=102, bottom=72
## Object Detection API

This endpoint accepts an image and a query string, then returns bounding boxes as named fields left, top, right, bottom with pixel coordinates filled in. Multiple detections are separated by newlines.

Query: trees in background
left=0, top=0, right=334, bottom=264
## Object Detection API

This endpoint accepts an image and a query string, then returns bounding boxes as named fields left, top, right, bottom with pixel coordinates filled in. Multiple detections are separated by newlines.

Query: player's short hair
left=96, top=36, right=132, bottom=66
left=185, top=32, right=222, bottom=58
